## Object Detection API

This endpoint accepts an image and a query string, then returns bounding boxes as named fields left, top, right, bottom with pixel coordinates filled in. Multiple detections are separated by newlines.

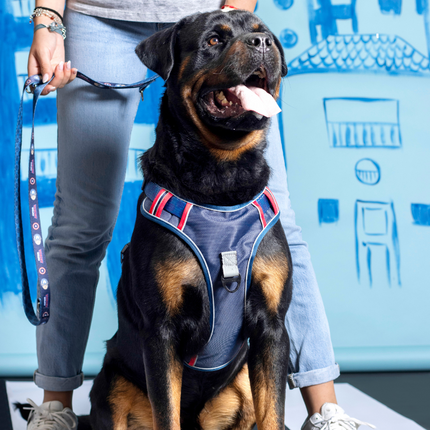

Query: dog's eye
left=208, top=37, right=220, bottom=46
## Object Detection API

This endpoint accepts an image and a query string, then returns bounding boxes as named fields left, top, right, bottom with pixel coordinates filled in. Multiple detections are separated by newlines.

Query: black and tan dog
left=89, top=9, right=292, bottom=430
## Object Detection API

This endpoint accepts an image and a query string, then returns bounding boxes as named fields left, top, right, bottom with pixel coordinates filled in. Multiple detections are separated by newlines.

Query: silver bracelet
left=34, top=22, right=67, bottom=40
left=30, top=8, right=63, bottom=25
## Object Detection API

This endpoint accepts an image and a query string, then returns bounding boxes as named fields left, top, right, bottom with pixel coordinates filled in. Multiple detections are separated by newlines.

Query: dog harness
left=141, top=182, right=280, bottom=371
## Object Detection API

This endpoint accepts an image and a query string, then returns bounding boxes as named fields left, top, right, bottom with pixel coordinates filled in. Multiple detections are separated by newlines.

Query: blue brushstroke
left=134, top=70, right=165, bottom=125
left=280, top=28, right=298, bottom=48
left=106, top=180, right=144, bottom=299
left=323, top=98, right=402, bottom=149
left=318, top=199, right=339, bottom=224
left=379, top=0, right=402, bottom=15
left=1, top=0, right=167, bottom=303
left=0, top=3, right=34, bottom=300
left=355, top=200, right=401, bottom=286
left=23, top=99, right=57, bottom=127
left=355, top=159, right=381, bottom=185
left=307, top=0, right=358, bottom=45
left=288, top=34, right=430, bottom=77
left=411, top=203, right=430, bottom=225
left=274, top=0, right=294, bottom=10
left=416, top=0, right=428, bottom=14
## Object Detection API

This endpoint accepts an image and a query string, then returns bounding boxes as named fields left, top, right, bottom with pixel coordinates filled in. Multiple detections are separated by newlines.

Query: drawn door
left=355, top=200, right=401, bottom=287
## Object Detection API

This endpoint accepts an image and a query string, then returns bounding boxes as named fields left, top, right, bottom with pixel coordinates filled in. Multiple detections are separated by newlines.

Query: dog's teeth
left=252, top=112, right=263, bottom=120
left=216, top=91, right=226, bottom=100
left=229, top=101, right=233, bottom=106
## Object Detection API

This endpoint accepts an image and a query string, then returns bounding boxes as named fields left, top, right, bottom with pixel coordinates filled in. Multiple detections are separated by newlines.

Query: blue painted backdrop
left=1, top=0, right=429, bottom=375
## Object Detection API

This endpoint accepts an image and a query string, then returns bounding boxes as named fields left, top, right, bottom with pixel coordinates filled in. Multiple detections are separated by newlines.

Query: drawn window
left=324, top=98, right=401, bottom=148
left=318, top=199, right=339, bottom=223
left=363, top=208, right=388, bottom=235
left=411, top=204, right=430, bottom=226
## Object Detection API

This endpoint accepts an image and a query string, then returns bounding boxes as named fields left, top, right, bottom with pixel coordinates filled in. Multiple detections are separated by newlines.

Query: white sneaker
left=25, top=398, right=78, bottom=430
left=301, top=403, right=376, bottom=430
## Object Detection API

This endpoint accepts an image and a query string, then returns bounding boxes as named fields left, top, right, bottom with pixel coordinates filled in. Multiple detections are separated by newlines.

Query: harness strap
left=15, top=73, right=158, bottom=326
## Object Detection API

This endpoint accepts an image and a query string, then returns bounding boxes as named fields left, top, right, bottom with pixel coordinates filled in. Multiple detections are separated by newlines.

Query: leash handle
left=15, top=75, right=53, bottom=325
left=15, top=72, right=158, bottom=326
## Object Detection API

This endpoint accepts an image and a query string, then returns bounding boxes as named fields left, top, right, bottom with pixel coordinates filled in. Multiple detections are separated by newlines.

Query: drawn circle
left=280, top=29, right=298, bottom=48
left=30, top=178, right=36, bottom=185
left=355, top=159, right=381, bottom=185
left=273, top=0, right=294, bottom=10
left=39, top=267, right=46, bottom=275
left=33, top=234, right=42, bottom=246
left=41, top=278, right=49, bottom=290
left=30, top=189, right=37, bottom=200
left=33, top=222, right=40, bottom=230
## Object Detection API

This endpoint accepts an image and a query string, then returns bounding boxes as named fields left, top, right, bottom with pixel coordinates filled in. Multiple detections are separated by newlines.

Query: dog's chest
left=141, top=182, right=280, bottom=371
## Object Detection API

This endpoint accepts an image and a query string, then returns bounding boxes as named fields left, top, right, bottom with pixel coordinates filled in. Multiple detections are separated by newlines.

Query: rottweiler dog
left=89, top=9, right=292, bottom=430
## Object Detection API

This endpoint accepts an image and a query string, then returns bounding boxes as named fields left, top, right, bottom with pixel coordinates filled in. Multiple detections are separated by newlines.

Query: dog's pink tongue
left=229, top=85, right=281, bottom=117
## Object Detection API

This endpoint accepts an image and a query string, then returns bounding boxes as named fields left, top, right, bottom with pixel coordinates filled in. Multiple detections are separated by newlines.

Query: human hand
left=27, top=21, right=77, bottom=95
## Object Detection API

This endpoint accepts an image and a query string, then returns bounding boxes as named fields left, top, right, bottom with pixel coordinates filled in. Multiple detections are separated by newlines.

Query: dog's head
left=136, top=10, right=287, bottom=156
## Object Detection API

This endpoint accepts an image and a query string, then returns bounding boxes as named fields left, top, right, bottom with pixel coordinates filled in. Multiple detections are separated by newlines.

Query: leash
left=15, top=72, right=159, bottom=326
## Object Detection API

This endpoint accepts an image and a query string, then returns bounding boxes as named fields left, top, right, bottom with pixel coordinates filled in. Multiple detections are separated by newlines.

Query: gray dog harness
left=141, top=182, right=280, bottom=371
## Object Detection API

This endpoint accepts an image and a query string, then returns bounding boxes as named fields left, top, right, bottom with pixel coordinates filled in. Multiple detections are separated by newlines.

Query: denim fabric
left=34, top=8, right=339, bottom=392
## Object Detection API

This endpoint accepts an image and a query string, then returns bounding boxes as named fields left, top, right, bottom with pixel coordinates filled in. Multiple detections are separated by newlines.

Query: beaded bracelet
left=30, top=7, right=63, bottom=25
left=34, top=22, right=67, bottom=40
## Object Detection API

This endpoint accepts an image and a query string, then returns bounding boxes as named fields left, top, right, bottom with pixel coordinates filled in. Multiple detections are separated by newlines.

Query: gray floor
left=337, top=372, right=430, bottom=430
left=1, top=372, right=429, bottom=430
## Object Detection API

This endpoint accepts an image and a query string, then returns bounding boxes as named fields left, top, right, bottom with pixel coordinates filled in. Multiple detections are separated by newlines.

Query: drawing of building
left=276, top=0, right=430, bottom=368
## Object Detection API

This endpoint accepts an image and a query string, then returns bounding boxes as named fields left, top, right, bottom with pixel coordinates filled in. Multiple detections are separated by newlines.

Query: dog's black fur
left=88, top=10, right=292, bottom=430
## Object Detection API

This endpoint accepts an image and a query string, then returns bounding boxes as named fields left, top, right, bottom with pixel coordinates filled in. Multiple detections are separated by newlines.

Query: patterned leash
left=15, top=72, right=159, bottom=325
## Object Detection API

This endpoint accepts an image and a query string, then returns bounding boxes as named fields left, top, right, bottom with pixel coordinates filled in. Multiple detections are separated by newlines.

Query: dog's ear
left=135, top=23, right=180, bottom=81
left=272, top=34, right=288, bottom=77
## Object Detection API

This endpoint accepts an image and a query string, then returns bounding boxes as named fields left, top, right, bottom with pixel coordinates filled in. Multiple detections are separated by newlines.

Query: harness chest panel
left=141, top=182, right=280, bottom=371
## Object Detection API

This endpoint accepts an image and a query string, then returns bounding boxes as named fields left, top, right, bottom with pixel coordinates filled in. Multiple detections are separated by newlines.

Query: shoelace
left=24, top=399, right=77, bottom=429
left=314, top=413, right=376, bottom=430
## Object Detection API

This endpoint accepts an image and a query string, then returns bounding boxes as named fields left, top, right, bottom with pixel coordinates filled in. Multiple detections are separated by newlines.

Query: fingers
left=41, top=61, right=78, bottom=95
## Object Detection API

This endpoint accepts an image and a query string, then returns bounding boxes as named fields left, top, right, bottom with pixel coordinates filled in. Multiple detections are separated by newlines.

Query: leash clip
left=25, top=84, right=37, bottom=94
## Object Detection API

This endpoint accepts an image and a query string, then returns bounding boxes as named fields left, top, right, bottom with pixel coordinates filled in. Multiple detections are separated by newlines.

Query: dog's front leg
left=247, top=226, right=292, bottom=430
left=142, top=332, right=183, bottom=430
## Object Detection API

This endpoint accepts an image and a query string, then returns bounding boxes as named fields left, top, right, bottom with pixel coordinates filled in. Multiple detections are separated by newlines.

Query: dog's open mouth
left=201, top=67, right=280, bottom=120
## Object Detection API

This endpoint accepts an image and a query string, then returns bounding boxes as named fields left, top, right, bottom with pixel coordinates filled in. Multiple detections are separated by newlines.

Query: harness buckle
left=220, top=251, right=241, bottom=293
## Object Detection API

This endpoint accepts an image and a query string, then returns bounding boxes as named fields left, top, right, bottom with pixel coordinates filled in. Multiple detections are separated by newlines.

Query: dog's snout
left=245, top=33, right=273, bottom=52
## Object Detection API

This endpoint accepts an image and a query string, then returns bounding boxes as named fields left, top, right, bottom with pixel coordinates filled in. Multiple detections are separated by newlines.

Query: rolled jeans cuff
left=34, top=369, right=85, bottom=392
left=287, top=363, right=340, bottom=389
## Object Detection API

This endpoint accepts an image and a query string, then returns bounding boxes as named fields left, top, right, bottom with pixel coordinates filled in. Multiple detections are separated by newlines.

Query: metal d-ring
left=221, top=274, right=241, bottom=293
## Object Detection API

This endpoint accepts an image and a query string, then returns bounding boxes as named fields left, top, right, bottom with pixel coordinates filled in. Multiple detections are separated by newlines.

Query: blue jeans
left=34, top=8, right=339, bottom=392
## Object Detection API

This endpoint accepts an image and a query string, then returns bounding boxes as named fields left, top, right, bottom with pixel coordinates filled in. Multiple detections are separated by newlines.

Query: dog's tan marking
left=199, top=365, right=255, bottom=430
left=220, top=24, right=231, bottom=32
left=168, top=347, right=183, bottom=429
left=208, top=129, right=265, bottom=162
left=109, top=376, right=153, bottom=430
left=155, top=256, right=203, bottom=316
left=251, top=362, right=279, bottom=430
left=252, top=252, right=289, bottom=314
left=178, top=56, right=191, bottom=81
left=252, top=23, right=260, bottom=31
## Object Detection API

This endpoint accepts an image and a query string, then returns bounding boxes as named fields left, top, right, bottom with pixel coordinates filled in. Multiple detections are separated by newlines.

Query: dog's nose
left=245, top=33, right=273, bottom=52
